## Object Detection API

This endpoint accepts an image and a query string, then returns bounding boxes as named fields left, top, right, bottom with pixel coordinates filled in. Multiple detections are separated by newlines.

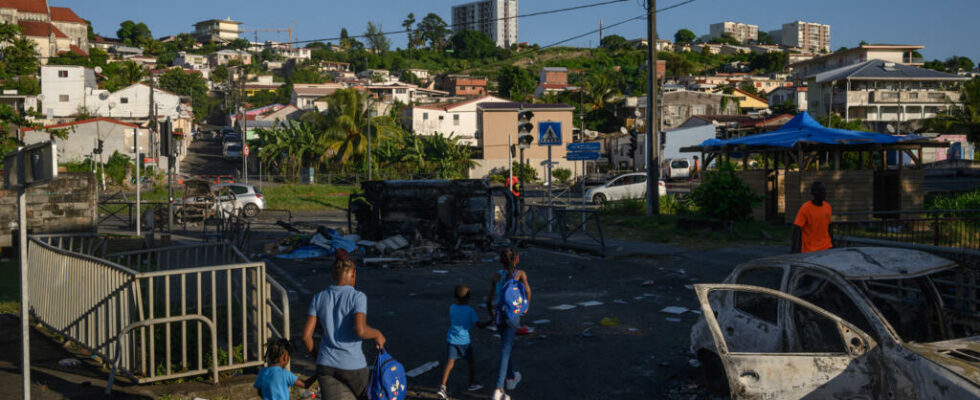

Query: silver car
left=690, top=247, right=980, bottom=399
left=212, top=183, right=265, bottom=217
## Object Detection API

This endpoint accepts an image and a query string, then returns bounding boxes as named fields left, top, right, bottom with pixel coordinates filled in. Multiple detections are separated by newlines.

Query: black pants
left=316, top=364, right=370, bottom=400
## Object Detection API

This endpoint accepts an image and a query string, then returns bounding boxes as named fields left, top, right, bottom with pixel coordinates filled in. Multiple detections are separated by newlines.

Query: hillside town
left=1, top=0, right=979, bottom=399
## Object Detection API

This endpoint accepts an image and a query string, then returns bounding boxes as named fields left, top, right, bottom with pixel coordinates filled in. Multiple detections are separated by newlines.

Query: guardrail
left=26, top=235, right=290, bottom=392
left=32, top=232, right=107, bottom=257
left=832, top=210, right=980, bottom=250
left=518, top=205, right=606, bottom=253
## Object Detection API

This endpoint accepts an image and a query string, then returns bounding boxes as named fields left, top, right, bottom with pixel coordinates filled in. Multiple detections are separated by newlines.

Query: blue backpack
left=368, top=349, right=407, bottom=400
left=496, top=271, right=529, bottom=324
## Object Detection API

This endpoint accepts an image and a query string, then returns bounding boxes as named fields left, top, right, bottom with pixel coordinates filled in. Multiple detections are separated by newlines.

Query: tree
left=116, top=20, right=152, bottom=47
left=157, top=68, right=213, bottom=122
left=418, top=13, right=450, bottom=50
left=674, top=29, right=696, bottom=45
left=925, top=77, right=980, bottom=143
left=101, top=61, right=144, bottom=91
left=322, top=88, right=404, bottom=164
left=770, top=100, right=799, bottom=115
left=173, top=33, right=196, bottom=51
left=83, top=18, right=95, bottom=41
left=749, top=51, right=788, bottom=74
left=402, top=13, right=417, bottom=50
left=924, top=59, right=946, bottom=72
left=496, top=66, right=535, bottom=101
left=756, top=31, right=774, bottom=45
left=945, top=56, right=975, bottom=72
left=289, top=65, right=326, bottom=84
left=738, top=82, right=760, bottom=96
left=599, top=34, right=628, bottom=51
left=400, top=71, right=420, bottom=85
left=450, top=30, right=497, bottom=59
left=709, top=33, right=740, bottom=46
left=226, top=38, right=250, bottom=51
left=256, top=120, right=324, bottom=178
left=364, top=21, right=390, bottom=53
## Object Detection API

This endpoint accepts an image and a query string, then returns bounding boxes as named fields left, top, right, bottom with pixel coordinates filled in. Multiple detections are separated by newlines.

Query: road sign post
left=538, top=121, right=562, bottom=232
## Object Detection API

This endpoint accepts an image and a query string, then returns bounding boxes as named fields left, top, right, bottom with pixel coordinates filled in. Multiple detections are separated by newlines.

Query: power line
left=281, top=0, right=631, bottom=46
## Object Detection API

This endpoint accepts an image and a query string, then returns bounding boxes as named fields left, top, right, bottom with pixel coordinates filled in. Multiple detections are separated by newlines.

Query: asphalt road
left=258, top=225, right=785, bottom=399
left=181, top=138, right=239, bottom=177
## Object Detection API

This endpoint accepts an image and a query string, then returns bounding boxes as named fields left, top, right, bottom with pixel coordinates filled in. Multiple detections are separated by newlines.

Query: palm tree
left=926, top=77, right=980, bottom=143
left=257, top=120, right=324, bottom=178
left=322, top=88, right=404, bottom=165
left=583, top=73, right=619, bottom=118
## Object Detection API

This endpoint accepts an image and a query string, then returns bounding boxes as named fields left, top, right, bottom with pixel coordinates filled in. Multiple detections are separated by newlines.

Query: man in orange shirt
left=791, top=182, right=833, bottom=253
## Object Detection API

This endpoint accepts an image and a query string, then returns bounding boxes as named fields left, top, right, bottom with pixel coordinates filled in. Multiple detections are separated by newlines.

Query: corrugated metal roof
left=815, top=59, right=969, bottom=82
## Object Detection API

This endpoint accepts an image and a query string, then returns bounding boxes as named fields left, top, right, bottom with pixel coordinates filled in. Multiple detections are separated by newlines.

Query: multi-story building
left=0, top=0, right=88, bottom=62
left=778, top=20, right=830, bottom=53
left=451, top=0, right=518, bottom=48
left=193, top=18, right=242, bottom=43
left=40, top=65, right=98, bottom=118
left=790, top=44, right=925, bottom=80
left=473, top=102, right=576, bottom=178
left=437, top=74, right=488, bottom=97
left=807, top=59, right=969, bottom=131
left=404, top=95, right=510, bottom=146
left=709, top=21, right=758, bottom=44
left=208, top=49, right=252, bottom=66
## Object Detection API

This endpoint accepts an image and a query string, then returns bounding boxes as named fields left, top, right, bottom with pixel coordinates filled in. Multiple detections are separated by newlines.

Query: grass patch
left=1, top=260, right=19, bottom=313
left=262, top=184, right=359, bottom=211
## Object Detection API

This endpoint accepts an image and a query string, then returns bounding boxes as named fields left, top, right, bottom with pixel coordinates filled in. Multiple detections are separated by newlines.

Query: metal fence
left=26, top=236, right=290, bottom=391
left=832, top=210, right=980, bottom=250
left=32, top=232, right=107, bottom=257
left=518, top=205, right=606, bottom=253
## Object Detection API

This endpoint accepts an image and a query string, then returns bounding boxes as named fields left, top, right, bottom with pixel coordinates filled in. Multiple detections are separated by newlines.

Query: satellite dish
left=94, top=66, right=103, bottom=74
left=36, top=94, right=45, bottom=101
left=634, top=110, right=642, bottom=118
left=886, top=124, right=896, bottom=134
left=108, top=101, right=116, bottom=108
left=99, top=92, right=110, bottom=100
left=620, top=127, right=628, bottom=135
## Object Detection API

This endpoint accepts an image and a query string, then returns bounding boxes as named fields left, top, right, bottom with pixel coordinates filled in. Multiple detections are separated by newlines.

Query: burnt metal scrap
left=348, top=179, right=516, bottom=252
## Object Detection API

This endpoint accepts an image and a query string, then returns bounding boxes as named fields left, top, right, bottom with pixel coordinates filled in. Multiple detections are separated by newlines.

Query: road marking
left=265, top=259, right=313, bottom=296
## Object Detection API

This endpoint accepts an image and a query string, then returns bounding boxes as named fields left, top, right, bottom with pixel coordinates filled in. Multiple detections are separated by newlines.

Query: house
left=208, top=49, right=251, bottom=66
left=108, top=45, right=143, bottom=59
left=806, top=59, right=969, bottom=131
left=719, top=44, right=751, bottom=55
left=405, top=68, right=430, bottom=81
left=174, top=51, right=209, bottom=70
left=404, top=95, right=510, bottom=146
left=691, top=43, right=722, bottom=55
left=0, top=0, right=89, bottom=62
left=22, top=118, right=147, bottom=163
left=193, top=18, right=242, bottom=43
left=473, top=102, right=578, bottom=179
left=709, top=21, right=758, bottom=44
left=534, top=67, right=579, bottom=98
left=90, top=83, right=192, bottom=134
left=90, top=35, right=121, bottom=51
left=767, top=86, right=808, bottom=111
left=629, top=91, right=740, bottom=131
left=359, top=69, right=392, bottom=82
left=290, top=83, right=344, bottom=110
left=320, top=61, right=351, bottom=73
left=234, top=104, right=303, bottom=140
left=363, top=83, right=449, bottom=110
left=39, top=65, right=98, bottom=118
left=712, top=87, right=769, bottom=112
left=244, top=75, right=283, bottom=95
left=774, top=20, right=830, bottom=53
left=437, top=74, right=488, bottom=97
left=790, top=44, right=925, bottom=80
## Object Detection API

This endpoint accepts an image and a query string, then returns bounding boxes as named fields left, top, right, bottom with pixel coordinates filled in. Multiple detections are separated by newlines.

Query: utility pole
left=149, top=70, right=156, bottom=168
left=240, top=67, right=248, bottom=183
left=645, top=0, right=660, bottom=216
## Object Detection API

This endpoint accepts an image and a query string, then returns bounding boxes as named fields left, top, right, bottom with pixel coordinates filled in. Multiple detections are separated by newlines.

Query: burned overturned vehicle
left=690, top=247, right=980, bottom=399
left=348, top=180, right=516, bottom=250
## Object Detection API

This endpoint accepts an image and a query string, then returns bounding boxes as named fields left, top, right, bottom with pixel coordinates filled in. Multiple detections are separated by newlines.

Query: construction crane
left=242, top=21, right=296, bottom=48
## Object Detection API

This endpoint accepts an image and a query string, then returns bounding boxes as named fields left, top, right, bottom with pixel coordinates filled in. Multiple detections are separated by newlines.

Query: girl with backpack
left=485, top=248, right=531, bottom=400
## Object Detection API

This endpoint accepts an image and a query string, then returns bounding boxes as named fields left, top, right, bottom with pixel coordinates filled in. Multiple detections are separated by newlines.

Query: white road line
left=265, top=259, right=314, bottom=296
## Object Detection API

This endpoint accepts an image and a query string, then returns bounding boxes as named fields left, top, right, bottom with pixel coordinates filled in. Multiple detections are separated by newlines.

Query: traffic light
left=517, top=110, right=534, bottom=148
left=159, top=118, right=175, bottom=158
left=629, top=130, right=637, bottom=155
left=660, top=130, right=666, bottom=151
left=94, top=139, right=104, bottom=155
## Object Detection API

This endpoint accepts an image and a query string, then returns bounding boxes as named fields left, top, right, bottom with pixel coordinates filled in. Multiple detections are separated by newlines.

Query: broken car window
left=734, top=267, right=783, bottom=325
left=789, top=303, right=847, bottom=353
left=790, top=274, right=876, bottom=338
left=708, top=289, right=783, bottom=353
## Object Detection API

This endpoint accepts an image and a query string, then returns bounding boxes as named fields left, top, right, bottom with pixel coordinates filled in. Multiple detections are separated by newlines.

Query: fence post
left=933, top=213, right=940, bottom=246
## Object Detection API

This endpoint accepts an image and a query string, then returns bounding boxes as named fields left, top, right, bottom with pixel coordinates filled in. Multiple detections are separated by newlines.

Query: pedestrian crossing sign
left=538, top=121, right=562, bottom=146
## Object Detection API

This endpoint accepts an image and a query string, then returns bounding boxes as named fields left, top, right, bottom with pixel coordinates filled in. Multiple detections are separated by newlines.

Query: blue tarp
left=699, top=112, right=919, bottom=149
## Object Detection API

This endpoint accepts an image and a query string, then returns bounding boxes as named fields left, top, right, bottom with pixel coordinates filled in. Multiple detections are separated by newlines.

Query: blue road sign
left=566, top=151, right=600, bottom=161
left=567, top=142, right=600, bottom=152
left=538, top=121, right=562, bottom=146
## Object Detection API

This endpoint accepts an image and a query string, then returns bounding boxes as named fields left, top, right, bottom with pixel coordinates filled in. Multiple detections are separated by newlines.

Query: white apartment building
left=405, top=95, right=509, bottom=146
left=174, top=51, right=209, bottom=70
left=193, top=18, right=242, bottom=43
left=40, top=65, right=98, bottom=118
left=709, top=21, right=758, bottom=44
left=451, top=0, right=518, bottom=48
left=779, top=20, right=830, bottom=53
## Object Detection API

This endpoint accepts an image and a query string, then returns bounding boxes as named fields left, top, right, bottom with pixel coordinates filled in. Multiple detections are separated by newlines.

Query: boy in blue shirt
left=437, top=284, right=489, bottom=399
left=254, top=338, right=313, bottom=400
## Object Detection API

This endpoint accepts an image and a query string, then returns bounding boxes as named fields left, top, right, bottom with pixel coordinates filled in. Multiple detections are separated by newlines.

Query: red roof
left=50, top=6, right=85, bottom=24
left=538, top=83, right=578, bottom=90
left=0, top=0, right=47, bottom=14
left=18, top=20, right=68, bottom=38
left=23, top=117, right=139, bottom=133
left=68, top=44, right=87, bottom=56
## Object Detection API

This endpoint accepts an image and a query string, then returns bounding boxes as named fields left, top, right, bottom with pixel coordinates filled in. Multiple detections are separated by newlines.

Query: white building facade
left=779, top=20, right=830, bottom=53
left=40, top=65, right=98, bottom=118
left=451, top=0, right=518, bottom=48
left=406, top=95, right=509, bottom=146
left=709, top=21, right=758, bottom=44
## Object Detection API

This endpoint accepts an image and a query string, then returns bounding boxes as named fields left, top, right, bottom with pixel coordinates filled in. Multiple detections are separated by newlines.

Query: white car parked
left=662, top=158, right=691, bottom=181
left=213, top=183, right=266, bottom=217
left=585, top=172, right=667, bottom=205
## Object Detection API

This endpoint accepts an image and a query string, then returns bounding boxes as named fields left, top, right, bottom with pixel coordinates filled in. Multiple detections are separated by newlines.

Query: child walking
left=254, top=338, right=313, bottom=400
left=486, top=248, right=531, bottom=400
left=437, top=284, right=487, bottom=399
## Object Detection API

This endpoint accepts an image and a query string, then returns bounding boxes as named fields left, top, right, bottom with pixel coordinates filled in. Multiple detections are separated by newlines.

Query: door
left=624, top=175, right=647, bottom=199
left=606, top=176, right=631, bottom=200
left=695, top=284, right=878, bottom=400
left=716, top=267, right=787, bottom=353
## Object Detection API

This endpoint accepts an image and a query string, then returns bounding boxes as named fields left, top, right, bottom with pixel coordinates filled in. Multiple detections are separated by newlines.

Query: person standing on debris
left=437, top=284, right=489, bottom=399
left=791, top=181, right=833, bottom=253
left=486, top=248, right=532, bottom=400
left=302, top=249, right=386, bottom=399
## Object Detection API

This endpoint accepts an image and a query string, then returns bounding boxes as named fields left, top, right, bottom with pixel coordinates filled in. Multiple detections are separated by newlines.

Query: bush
left=552, top=168, right=571, bottom=184
left=490, top=162, right=538, bottom=183
left=928, top=189, right=980, bottom=211
left=690, top=163, right=761, bottom=221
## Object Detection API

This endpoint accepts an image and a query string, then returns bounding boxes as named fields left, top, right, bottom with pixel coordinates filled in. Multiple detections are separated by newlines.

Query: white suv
left=585, top=172, right=667, bottom=205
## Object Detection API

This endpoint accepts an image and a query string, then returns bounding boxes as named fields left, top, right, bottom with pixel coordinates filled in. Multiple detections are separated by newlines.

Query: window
left=423, top=112, right=428, bottom=120
left=453, top=114, right=460, bottom=126
left=791, top=274, right=876, bottom=340
left=395, top=88, right=406, bottom=94
left=59, top=94, right=69, bottom=102
left=438, top=115, right=444, bottom=120
left=735, top=267, right=784, bottom=324
left=907, top=92, right=918, bottom=100
left=230, top=185, right=249, bottom=195
left=928, top=92, right=946, bottom=100
left=120, top=97, right=129, bottom=104
left=58, top=70, right=68, bottom=78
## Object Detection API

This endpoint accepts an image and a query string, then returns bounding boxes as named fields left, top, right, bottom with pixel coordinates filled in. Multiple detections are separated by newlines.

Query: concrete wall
left=784, top=170, right=875, bottom=224
left=0, top=172, right=96, bottom=247
left=23, top=121, right=148, bottom=163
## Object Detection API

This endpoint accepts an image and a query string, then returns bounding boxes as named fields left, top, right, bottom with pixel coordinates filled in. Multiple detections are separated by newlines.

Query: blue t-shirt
left=308, top=285, right=369, bottom=370
left=447, top=304, right=479, bottom=345
left=253, top=366, right=297, bottom=400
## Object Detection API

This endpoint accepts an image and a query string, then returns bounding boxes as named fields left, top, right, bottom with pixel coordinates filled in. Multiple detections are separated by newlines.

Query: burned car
left=348, top=180, right=516, bottom=249
left=690, top=247, right=980, bottom=399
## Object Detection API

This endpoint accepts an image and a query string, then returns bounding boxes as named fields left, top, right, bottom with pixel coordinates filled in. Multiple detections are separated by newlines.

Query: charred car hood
left=905, top=337, right=980, bottom=386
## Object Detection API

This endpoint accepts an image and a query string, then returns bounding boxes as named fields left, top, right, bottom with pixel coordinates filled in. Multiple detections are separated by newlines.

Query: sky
left=62, top=0, right=979, bottom=62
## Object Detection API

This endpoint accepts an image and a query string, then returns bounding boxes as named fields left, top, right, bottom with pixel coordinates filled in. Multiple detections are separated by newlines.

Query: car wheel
left=242, top=203, right=260, bottom=218
left=592, top=193, right=606, bottom=205
left=698, top=350, right=730, bottom=395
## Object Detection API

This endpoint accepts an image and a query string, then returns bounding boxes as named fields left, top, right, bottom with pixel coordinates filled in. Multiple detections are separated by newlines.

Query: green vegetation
left=552, top=168, right=571, bottom=184
left=690, top=163, right=762, bottom=221
left=925, top=77, right=980, bottom=143
left=261, top=184, right=358, bottom=211
left=927, top=189, right=980, bottom=212
left=157, top=68, right=215, bottom=123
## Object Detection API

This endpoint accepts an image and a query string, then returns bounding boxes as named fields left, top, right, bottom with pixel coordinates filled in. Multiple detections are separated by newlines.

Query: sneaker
left=505, top=371, right=521, bottom=390
left=437, top=385, right=448, bottom=399
left=491, top=388, right=510, bottom=400
left=467, top=383, right=484, bottom=391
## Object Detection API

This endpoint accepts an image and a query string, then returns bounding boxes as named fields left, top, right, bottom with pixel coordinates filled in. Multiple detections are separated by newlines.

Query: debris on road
left=516, top=326, right=535, bottom=335
left=613, top=299, right=628, bottom=304
left=432, top=270, right=449, bottom=274
left=532, top=319, right=551, bottom=324
left=641, top=280, right=655, bottom=287
left=659, top=306, right=690, bottom=315
left=406, top=361, right=440, bottom=378
left=549, top=304, right=577, bottom=311
left=665, top=317, right=682, bottom=322
left=599, top=317, right=620, bottom=327
left=578, top=300, right=603, bottom=307
left=58, top=358, right=82, bottom=368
